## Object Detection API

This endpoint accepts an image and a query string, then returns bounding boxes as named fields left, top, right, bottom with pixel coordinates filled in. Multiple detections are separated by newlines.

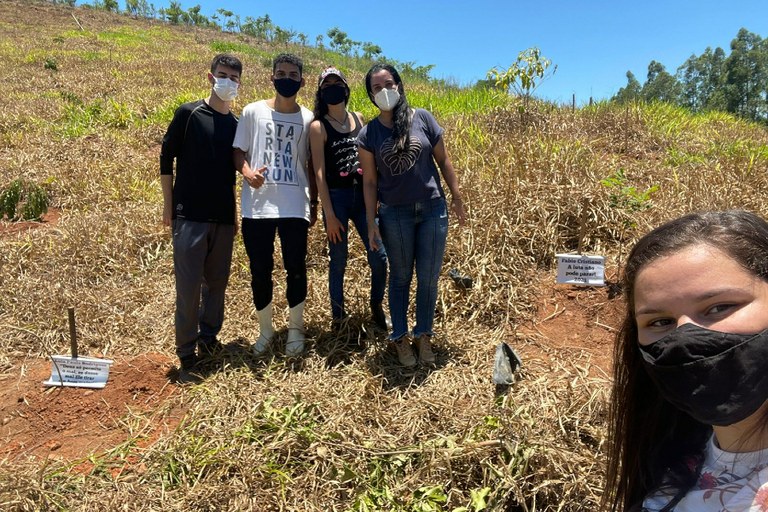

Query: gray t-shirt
left=357, top=108, right=445, bottom=206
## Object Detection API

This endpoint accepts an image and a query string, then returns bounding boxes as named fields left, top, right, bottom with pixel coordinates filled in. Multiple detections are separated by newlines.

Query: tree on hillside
left=723, top=29, right=767, bottom=121
left=273, top=27, right=296, bottom=45
left=159, top=1, right=184, bottom=24
left=486, top=47, right=557, bottom=112
left=185, top=5, right=213, bottom=27
left=90, top=0, right=118, bottom=11
left=241, top=14, right=274, bottom=40
left=327, top=27, right=355, bottom=55
left=613, top=27, right=768, bottom=124
left=641, top=61, right=681, bottom=103
left=125, top=0, right=155, bottom=18
left=362, top=42, right=383, bottom=60
left=677, top=47, right=727, bottom=112
left=216, top=8, right=237, bottom=32
left=399, top=61, right=435, bottom=81
left=613, top=71, right=642, bottom=104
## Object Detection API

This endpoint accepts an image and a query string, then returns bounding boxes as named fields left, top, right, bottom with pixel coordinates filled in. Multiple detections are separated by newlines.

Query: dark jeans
left=325, top=187, right=388, bottom=320
left=172, top=219, right=234, bottom=358
left=241, top=217, right=309, bottom=311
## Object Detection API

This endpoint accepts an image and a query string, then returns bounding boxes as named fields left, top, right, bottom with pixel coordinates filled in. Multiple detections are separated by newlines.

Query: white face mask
left=213, top=76, right=239, bottom=102
left=374, top=87, right=400, bottom=111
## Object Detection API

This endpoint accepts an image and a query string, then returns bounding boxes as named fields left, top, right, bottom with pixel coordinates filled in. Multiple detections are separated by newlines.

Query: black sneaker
left=370, top=302, right=391, bottom=331
left=197, top=337, right=223, bottom=358
left=176, top=354, right=202, bottom=384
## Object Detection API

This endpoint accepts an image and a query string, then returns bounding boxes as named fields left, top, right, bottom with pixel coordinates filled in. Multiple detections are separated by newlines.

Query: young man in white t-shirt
left=233, top=53, right=317, bottom=357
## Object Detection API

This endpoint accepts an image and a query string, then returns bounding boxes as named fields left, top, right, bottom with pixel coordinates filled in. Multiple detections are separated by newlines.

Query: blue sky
left=108, top=1, right=768, bottom=105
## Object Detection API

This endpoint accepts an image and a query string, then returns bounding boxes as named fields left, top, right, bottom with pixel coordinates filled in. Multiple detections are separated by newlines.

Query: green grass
left=210, top=40, right=270, bottom=59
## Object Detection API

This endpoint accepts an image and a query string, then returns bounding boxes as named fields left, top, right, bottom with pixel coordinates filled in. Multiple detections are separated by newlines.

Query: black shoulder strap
left=319, top=115, right=334, bottom=134
left=350, top=112, right=362, bottom=131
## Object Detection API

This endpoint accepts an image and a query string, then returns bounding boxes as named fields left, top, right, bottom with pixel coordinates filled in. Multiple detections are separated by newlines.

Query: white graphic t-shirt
left=233, top=100, right=313, bottom=221
left=644, top=435, right=768, bottom=511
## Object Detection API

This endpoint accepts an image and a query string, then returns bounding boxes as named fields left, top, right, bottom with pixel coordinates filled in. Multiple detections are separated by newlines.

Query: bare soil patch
left=0, top=353, right=184, bottom=464
left=0, top=208, right=61, bottom=238
left=519, top=280, right=624, bottom=378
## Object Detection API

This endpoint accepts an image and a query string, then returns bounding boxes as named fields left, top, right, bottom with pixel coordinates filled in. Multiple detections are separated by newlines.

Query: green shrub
left=0, top=179, right=50, bottom=221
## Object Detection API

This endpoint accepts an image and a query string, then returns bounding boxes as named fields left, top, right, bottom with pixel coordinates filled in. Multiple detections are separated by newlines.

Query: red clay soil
left=0, top=208, right=61, bottom=237
left=0, top=353, right=183, bottom=465
left=519, top=281, right=624, bottom=378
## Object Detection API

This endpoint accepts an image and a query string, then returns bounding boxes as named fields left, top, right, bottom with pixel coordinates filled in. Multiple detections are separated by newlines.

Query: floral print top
left=644, top=435, right=768, bottom=511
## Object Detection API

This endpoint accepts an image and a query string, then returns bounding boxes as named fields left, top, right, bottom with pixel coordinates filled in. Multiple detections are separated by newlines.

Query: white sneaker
left=252, top=334, right=272, bottom=356
left=285, top=328, right=305, bottom=357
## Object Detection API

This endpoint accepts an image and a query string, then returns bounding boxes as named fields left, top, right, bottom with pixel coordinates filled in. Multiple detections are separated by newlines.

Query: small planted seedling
left=0, top=179, right=50, bottom=221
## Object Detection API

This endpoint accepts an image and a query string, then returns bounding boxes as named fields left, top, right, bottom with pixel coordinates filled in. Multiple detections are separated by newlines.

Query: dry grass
left=2, top=1, right=768, bottom=510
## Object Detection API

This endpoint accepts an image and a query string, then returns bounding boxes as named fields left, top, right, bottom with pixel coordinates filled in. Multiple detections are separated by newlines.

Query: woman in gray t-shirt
left=358, top=63, right=466, bottom=368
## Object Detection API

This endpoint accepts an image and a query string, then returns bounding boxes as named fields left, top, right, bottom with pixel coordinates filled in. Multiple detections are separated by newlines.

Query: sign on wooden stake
left=555, top=254, right=605, bottom=286
left=43, top=307, right=113, bottom=389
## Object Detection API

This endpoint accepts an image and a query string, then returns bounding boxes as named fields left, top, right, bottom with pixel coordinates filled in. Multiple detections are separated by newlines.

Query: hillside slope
left=1, top=1, right=768, bottom=510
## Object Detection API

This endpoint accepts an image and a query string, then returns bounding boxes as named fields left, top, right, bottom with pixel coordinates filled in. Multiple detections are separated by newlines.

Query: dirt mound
left=0, top=209, right=61, bottom=238
left=520, top=280, right=624, bottom=378
left=0, top=353, right=184, bottom=464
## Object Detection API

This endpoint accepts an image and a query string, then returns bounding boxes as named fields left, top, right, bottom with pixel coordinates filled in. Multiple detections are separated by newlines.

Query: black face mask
left=639, top=323, right=768, bottom=426
left=274, top=77, right=301, bottom=98
left=320, top=84, right=347, bottom=106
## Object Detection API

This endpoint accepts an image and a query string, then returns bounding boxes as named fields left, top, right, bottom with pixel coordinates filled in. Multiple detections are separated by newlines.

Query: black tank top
left=320, top=112, right=363, bottom=189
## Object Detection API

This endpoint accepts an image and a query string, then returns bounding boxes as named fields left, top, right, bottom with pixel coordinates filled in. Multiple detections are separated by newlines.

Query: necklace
left=327, top=111, right=348, bottom=126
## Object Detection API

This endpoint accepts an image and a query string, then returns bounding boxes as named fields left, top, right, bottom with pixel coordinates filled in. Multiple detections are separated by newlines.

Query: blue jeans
left=378, top=197, right=448, bottom=340
left=325, top=187, right=388, bottom=320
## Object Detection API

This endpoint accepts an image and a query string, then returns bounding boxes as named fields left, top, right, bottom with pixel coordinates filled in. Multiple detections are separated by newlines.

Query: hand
left=368, top=222, right=382, bottom=251
left=162, top=204, right=172, bottom=227
left=244, top=165, right=267, bottom=189
left=325, top=214, right=345, bottom=244
left=451, top=197, right=467, bottom=226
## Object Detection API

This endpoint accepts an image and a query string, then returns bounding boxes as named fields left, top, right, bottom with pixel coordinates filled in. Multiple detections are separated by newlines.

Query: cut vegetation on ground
left=1, top=1, right=767, bottom=510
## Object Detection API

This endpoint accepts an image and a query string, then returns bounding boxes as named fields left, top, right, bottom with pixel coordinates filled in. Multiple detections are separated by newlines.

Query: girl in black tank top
left=319, top=113, right=364, bottom=189
left=309, top=67, right=389, bottom=330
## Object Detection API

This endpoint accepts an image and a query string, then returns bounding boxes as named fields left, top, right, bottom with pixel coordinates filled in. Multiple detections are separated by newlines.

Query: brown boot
left=393, top=337, right=416, bottom=367
left=415, top=334, right=436, bottom=366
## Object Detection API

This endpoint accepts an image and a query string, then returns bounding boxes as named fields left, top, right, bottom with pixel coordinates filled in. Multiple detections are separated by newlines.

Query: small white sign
left=43, top=355, right=114, bottom=389
left=556, top=254, right=605, bottom=286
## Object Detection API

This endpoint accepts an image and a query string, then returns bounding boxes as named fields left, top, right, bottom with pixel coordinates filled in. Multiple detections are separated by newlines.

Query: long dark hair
left=603, top=209, right=768, bottom=511
left=364, top=63, right=411, bottom=153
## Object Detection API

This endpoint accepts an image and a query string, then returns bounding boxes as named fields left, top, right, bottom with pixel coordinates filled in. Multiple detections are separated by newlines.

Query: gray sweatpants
left=172, top=219, right=235, bottom=358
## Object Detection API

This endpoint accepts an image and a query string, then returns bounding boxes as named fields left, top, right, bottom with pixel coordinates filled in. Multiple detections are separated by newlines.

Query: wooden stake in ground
left=577, top=198, right=590, bottom=255
left=68, top=306, right=78, bottom=359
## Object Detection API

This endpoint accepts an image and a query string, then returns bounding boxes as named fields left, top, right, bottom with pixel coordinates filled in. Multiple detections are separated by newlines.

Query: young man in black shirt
left=160, top=53, right=242, bottom=383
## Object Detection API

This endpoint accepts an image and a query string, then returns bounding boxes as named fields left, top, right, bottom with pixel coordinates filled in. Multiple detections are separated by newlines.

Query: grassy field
left=1, top=1, right=768, bottom=510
